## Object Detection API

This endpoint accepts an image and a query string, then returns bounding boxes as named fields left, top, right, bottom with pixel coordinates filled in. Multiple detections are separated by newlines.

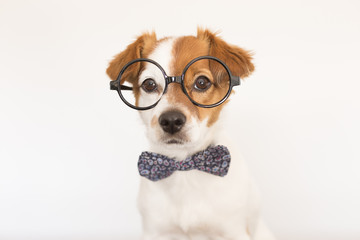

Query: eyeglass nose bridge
left=165, top=76, right=182, bottom=84
left=163, top=75, right=183, bottom=94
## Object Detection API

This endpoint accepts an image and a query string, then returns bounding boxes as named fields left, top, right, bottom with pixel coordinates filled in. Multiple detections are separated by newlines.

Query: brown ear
left=106, top=32, right=157, bottom=81
left=197, top=28, right=255, bottom=78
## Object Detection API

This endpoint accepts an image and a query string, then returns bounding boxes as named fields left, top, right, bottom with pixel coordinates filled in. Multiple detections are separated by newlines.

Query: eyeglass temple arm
left=231, top=76, right=241, bottom=86
left=110, top=81, right=133, bottom=91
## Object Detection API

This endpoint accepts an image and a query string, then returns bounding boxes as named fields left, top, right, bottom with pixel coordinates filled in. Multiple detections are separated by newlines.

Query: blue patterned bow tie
left=138, top=145, right=231, bottom=181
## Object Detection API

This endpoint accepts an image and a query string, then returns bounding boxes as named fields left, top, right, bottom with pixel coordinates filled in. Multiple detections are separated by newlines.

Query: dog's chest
left=138, top=160, right=250, bottom=232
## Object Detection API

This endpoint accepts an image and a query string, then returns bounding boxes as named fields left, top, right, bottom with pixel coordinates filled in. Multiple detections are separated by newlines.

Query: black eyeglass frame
left=110, top=56, right=241, bottom=110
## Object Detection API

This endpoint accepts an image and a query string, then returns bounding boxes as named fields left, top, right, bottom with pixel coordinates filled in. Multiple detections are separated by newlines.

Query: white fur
left=136, top=38, right=276, bottom=240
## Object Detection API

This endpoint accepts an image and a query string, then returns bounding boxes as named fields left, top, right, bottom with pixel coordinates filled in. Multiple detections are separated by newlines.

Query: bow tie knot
left=138, top=145, right=231, bottom=181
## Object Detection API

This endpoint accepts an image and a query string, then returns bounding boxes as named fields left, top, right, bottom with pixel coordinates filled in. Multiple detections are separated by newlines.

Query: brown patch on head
left=168, top=29, right=255, bottom=126
left=106, top=32, right=158, bottom=100
left=170, top=36, right=209, bottom=75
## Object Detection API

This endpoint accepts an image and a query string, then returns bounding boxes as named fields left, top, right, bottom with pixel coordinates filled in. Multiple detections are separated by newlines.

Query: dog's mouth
left=161, top=135, right=188, bottom=145
left=166, top=139, right=184, bottom=144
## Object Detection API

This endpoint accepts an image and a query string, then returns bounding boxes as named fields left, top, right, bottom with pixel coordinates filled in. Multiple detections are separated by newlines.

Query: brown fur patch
left=197, top=28, right=255, bottom=78
left=170, top=36, right=209, bottom=75
left=168, top=29, right=255, bottom=126
left=106, top=32, right=158, bottom=81
left=106, top=32, right=158, bottom=101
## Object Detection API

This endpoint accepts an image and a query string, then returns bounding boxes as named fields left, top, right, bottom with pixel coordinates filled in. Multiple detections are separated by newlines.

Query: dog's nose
left=158, top=111, right=186, bottom=134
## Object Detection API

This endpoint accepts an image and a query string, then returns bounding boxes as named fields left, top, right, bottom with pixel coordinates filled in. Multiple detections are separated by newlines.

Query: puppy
left=107, top=29, right=275, bottom=240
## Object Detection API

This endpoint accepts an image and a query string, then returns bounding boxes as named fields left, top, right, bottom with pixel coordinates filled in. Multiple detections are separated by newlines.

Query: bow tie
left=138, top=145, right=231, bottom=181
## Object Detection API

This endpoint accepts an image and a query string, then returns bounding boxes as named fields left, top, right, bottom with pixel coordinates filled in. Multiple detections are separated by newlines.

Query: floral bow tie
left=138, top=145, right=231, bottom=181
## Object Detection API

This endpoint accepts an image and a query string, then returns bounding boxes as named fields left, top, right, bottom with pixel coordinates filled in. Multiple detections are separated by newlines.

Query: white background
left=1, top=0, right=359, bottom=239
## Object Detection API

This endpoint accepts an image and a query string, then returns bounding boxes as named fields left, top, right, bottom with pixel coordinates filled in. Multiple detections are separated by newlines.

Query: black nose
left=158, top=111, right=186, bottom=134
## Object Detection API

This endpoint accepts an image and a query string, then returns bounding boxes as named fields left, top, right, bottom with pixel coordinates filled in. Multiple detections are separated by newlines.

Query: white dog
left=107, top=29, right=275, bottom=240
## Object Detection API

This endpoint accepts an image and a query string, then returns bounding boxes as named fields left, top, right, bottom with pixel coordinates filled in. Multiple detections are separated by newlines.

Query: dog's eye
left=194, top=76, right=212, bottom=91
left=141, top=78, right=157, bottom=92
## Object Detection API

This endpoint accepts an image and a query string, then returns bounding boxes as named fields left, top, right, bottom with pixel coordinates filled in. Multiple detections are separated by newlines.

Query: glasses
left=110, top=56, right=241, bottom=110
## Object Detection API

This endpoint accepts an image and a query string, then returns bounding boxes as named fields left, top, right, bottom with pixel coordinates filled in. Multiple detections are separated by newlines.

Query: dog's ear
left=106, top=32, right=157, bottom=82
left=197, top=28, right=255, bottom=78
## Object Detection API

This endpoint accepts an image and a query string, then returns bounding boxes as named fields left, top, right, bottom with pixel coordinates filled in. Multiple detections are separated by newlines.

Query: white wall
left=1, top=0, right=359, bottom=239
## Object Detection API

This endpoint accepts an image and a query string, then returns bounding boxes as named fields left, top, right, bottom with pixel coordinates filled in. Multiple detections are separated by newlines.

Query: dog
left=107, top=28, right=275, bottom=240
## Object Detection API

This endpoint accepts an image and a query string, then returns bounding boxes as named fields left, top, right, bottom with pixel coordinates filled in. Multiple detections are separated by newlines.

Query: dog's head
left=107, top=29, right=254, bottom=158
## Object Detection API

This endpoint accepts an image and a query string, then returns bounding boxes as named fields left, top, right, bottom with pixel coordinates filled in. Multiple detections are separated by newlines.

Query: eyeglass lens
left=183, top=58, right=230, bottom=106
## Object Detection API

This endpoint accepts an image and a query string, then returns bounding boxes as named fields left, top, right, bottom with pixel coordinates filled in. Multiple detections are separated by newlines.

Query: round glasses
left=110, top=56, right=241, bottom=110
